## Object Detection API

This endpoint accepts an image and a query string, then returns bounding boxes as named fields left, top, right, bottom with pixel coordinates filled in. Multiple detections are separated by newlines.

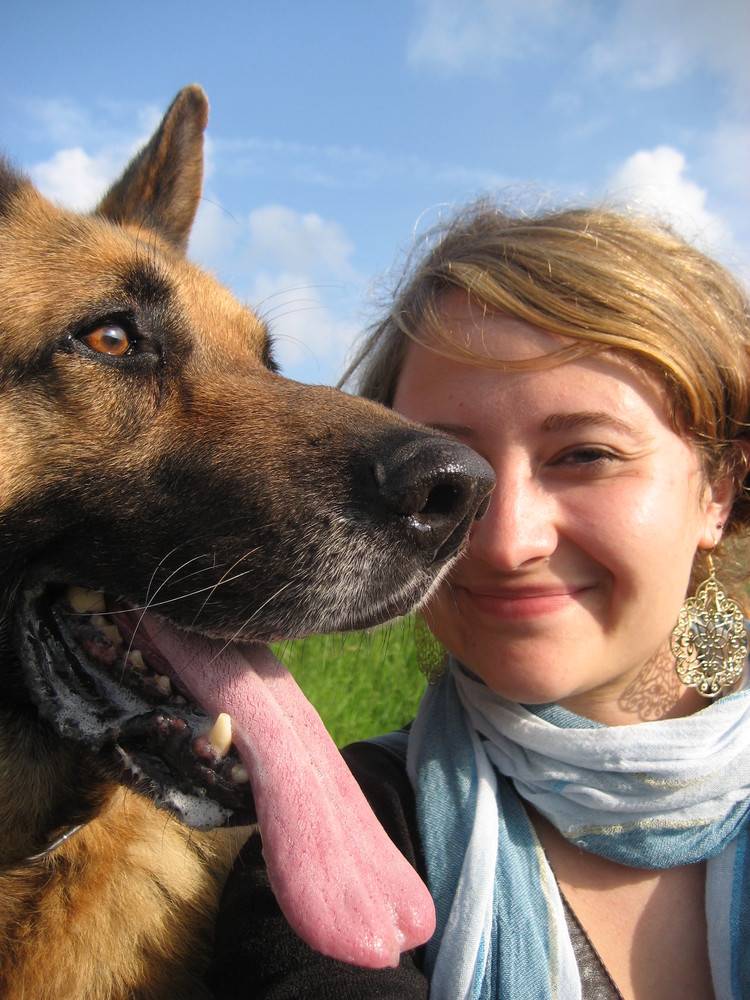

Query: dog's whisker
left=115, top=555, right=220, bottom=663
left=229, top=580, right=297, bottom=639
left=143, top=570, right=258, bottom=616
left=142, top=554, right=217, bottom=608
left=253, top=280, right=337, bottom=311
left=144, top=544, right=194, bottom=607
left=192, top=548, right=263, bottom=627
left=113, top=569, right=257, bottom=658
left=174, top=581, right=297, bottom=678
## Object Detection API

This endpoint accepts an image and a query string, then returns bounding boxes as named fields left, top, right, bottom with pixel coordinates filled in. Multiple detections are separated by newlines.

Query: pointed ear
left=96, top=84, right=209, bottom=255
left=0, top=158, right=29, bottom=217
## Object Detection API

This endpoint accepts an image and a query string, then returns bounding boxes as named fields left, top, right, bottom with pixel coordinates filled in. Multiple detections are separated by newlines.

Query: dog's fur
left=0, top=87, right=492, bottom=998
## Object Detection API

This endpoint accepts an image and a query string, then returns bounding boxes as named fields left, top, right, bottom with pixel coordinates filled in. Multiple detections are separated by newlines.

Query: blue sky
left=2, top=0, right=748, bottom=385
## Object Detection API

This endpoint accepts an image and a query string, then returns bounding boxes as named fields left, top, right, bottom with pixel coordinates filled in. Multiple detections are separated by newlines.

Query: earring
left=671, top=550, right=748, bottom=697
left=414, top=614, right=448, bottom=684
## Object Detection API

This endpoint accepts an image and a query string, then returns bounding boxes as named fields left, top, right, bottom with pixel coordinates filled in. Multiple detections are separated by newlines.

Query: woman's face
left=392, top=296, right=732, bottom=723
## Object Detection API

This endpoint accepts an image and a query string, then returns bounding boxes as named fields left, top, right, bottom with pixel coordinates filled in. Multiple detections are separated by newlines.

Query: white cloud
left=605, top=146, right=733, bottom=258
left=31, top=147, right=117, bottom=210
left=189, top=195, right=243, bottom=266
left=407, top=0, right=579, bottom=72
left=215, top=134, right=508, bottom=200
left=190, top=200, right=363, bottom=384
left=249, top=271, right=359, bottom=383
left=245, top=205, right=357, bottom=280
left=23, top=95, right=169, bottom=211
left=587, top=0, right=750, bottom=107
left=408, top=0, right=749, bottom=108
left=22, top=96, right=94, bottom=145
left=701, top=123, right=750, bottom=205
left=238, top=207, right=363, bottom=380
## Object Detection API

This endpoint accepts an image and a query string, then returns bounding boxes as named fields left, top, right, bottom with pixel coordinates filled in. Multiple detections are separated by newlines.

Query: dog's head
left=0, top=86, right=494, bottom=965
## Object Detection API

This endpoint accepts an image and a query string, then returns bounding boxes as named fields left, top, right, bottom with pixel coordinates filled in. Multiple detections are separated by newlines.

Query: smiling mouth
left=458, top=583, right=591, bottom=619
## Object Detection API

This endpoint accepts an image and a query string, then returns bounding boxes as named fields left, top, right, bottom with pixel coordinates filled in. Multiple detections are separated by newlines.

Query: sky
left=2, top=0, right=748, bottom=386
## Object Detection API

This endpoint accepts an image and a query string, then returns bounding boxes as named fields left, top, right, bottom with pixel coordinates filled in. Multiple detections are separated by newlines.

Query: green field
left=272, top=618, right=427, bottom=748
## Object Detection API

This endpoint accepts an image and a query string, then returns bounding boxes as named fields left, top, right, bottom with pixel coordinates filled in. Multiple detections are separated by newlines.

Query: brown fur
left=0, top=786, right=239, bottom=999
left=0, top=86, right=492, bottom=998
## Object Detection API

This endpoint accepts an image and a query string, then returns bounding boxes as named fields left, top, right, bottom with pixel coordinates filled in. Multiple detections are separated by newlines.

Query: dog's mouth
left=15, top=580, right=435, bottom=969
left=19, top=583, right=254, bottom=828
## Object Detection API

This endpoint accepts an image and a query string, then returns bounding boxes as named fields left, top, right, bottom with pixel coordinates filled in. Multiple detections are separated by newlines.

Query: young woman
left=208, top=203, right=750, bottom=1000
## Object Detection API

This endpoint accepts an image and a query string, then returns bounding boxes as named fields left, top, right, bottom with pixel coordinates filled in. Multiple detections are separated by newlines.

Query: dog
left=0, top=85, right=494, bottom=998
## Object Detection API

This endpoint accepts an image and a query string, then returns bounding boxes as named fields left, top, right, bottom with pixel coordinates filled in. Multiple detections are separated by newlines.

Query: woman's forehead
left=398, top=319, right=679, bottom=438
left=416, top=293, right=656, bottom=383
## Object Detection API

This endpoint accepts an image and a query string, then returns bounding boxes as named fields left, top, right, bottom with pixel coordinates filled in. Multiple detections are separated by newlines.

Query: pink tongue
left=145, top=626, right=435, bottom=968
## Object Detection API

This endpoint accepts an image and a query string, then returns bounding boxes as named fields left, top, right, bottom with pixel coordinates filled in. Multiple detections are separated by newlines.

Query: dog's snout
left=372, top=435, right=495, bottom=561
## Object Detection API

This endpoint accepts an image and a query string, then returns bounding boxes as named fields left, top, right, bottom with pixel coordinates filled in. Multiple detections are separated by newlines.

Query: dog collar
left=1, top=823, right=87, bottom=871
left=25, top=822, right=86, bottom=863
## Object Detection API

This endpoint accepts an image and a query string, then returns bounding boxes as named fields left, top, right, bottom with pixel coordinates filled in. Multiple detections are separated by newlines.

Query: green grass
left=272, top=618, right=426, bottom=748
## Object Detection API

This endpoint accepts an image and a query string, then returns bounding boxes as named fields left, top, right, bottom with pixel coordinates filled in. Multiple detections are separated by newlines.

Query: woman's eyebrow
left=541, top=411, right=636, bottom=434
left=431, top=413, right=636, bottom=438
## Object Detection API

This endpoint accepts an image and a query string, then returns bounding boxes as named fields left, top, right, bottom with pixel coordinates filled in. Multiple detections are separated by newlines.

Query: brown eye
left=81, top=324, right=132, bottom=356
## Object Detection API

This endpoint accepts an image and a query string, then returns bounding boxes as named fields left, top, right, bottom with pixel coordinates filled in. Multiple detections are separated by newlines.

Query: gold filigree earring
left=671, top=544, right=748, bottom=698
left=414, top=614, right=448, bottom=684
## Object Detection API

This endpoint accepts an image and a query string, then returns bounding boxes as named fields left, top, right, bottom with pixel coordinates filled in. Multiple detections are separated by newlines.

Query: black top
left=207, top=736, right=621, bottom=999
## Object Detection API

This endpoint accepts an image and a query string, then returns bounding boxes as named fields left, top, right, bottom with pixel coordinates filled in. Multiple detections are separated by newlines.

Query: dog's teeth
left=90, top=615, right=122, bottom=645
left=128, top=650, right=147, bottom=673
left=67, top=586, right=106, bottom=615
left=207, top=712, right=233, bottom=757
left=155, top=675, right=172, bottom=696
left=230, top=764, right=249, bottom=785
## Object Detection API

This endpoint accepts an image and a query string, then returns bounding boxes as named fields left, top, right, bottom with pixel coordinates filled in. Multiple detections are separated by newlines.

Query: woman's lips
left=456, top=583, right=591, bottom=620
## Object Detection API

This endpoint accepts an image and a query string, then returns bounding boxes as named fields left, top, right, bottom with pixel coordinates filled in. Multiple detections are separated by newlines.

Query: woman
left=208, top=203, right=750, bottom=999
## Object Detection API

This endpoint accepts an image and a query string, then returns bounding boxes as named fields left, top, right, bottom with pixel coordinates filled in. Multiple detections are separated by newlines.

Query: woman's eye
left=80, top=324, right=133, bottom=356
left=556, top=447, right=617, bottom=466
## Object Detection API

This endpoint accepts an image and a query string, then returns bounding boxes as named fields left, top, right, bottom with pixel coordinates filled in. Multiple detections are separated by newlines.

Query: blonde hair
left=344, top=201, right=750, bottom=551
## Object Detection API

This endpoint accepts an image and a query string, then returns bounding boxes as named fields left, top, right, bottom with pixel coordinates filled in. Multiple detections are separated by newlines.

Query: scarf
left=406, top=659, right=750, bottom=1000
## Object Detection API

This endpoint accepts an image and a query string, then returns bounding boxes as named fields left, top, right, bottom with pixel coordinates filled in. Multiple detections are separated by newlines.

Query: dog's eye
left=81, top=324, right=132, bottom=357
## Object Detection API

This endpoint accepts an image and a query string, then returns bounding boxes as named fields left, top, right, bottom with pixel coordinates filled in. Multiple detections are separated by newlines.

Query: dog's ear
left=96, top=85, right=209, bottom=255
left=0, top=158, right=29, bottom=216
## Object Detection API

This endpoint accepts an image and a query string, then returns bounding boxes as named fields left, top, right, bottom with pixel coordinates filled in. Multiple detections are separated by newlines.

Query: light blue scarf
left=406, top=659, right=750, bottom=1000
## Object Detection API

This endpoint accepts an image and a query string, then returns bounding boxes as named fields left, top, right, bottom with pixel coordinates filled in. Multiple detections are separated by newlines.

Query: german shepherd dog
left=0, top=86, right=493, bottom=998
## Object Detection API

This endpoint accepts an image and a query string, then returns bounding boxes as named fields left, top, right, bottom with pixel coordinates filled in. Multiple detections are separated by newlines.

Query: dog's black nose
left=372, top=434, right=495, bottom=562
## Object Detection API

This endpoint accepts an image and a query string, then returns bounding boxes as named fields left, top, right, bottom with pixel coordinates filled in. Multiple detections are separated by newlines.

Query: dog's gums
left=18, top=582, right=436, bottom=967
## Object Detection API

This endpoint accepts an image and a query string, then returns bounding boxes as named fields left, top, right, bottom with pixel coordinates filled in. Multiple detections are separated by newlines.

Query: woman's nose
left=468, top=464, right=557, bottom=570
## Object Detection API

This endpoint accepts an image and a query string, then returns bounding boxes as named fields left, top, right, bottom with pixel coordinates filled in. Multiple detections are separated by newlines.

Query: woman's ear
left=699, top=439, right=750, bottom=548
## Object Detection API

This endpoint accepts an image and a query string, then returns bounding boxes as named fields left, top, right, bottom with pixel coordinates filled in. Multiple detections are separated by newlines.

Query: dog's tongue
left=145, top=625, right=435, bottom=968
